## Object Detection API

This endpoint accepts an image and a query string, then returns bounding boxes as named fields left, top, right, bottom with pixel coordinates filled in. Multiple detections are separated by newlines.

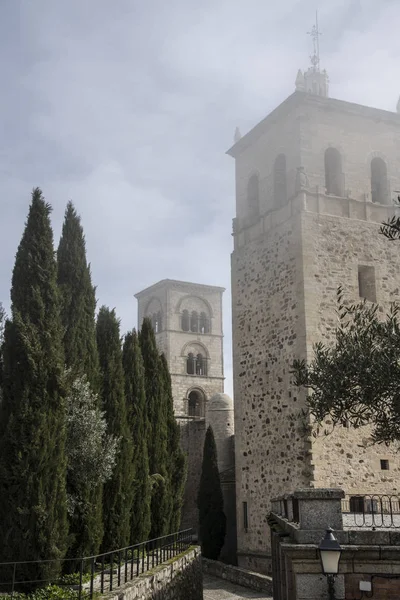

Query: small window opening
left=181, top=310, right=189, bottom=332
left=349, top=496, right=364, bottom=513
left=371, top=157, right=388, bottom=204
left=381, top=459, right=389, bottom=471
left=243, top=502, right=248, bottom=531
left=358, top=265, right=376, bottom=302
left=186, top=353, right=195, bottom=375
left=190, top=311, right=198, bottom=333
left=324, top=148, right=343, bottom=196
left=199, top=312, right=210, bottom=334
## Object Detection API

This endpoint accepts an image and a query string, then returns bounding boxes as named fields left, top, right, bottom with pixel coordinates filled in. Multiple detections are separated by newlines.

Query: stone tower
left=135, top=279, right=225, bottom=528
left=229, top=69, right=400, bottom=572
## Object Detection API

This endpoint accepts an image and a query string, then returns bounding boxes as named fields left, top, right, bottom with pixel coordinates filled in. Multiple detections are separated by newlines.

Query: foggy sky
left=1, top=0, right=399, bottom=397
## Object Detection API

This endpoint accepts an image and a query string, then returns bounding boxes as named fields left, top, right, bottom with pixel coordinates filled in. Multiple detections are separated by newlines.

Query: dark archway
left=371, top=157, right=388, bottom=204
left=324, top=148, right=343, bottom=196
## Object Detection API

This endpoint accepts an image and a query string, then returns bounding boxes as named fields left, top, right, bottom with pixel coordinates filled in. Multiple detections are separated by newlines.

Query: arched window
left=151, top=313, right=157, bottom=332
left=371, top=157, right=388, bottom=204
left=190, top=311, right=198, bottom=333
left=188, top=390, right=205, bottom=418
left=273, top=154, right=287, bottom=207
left=247, top=174, right=260, bottom=217
left=154, top=311, right=162, bottom=333
left=181, top=309, right=189, bottom=332
left=186, top=353, right=195, bottom=375
left=196, top=353, right=207, bottom=376
left=199, top=312, right=210, bottom=334
left=324, top=148, right=343, bottom=196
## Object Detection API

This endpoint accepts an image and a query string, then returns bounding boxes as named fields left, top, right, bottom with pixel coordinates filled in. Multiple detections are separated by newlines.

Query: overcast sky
left=1, top=0, right=399, bottom=397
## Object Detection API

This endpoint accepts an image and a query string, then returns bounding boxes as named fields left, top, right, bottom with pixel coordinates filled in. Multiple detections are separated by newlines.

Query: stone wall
left=202, top=558, right=273, bottom=594
left=230, top=90, right=400, bottom=573
left=178, top=418, right=206, bottom=530
left=269, top=488, right=400, bottom=600
left=302, top=210, right=400, bottom=493
left=231, top=210, right=310, bottom=572
left=101, top=547, right=203, bottom=600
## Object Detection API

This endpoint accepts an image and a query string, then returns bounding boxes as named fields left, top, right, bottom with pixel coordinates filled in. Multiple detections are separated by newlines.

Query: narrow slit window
left=381, top=459, right=389, bottom=471
left=358, top=265, right=376, bottom=302
left=243, top=502, right=248, bottom=531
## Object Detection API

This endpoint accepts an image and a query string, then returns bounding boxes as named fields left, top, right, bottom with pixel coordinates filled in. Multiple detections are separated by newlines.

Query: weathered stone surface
left=203, top=574, right=273, bottom=600
left=101, top=547, right=203, bottom=600
left=202, top=557, right=273, bottom=594
left=230, top=91, right=400, bottom=572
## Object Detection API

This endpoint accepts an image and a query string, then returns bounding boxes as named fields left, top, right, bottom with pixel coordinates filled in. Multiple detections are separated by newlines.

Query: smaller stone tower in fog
left=135, top=279, right=225, bottom=529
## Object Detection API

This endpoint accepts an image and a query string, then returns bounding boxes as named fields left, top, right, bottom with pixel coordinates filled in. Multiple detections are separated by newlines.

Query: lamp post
left=318, top=527, right=342, bottom=600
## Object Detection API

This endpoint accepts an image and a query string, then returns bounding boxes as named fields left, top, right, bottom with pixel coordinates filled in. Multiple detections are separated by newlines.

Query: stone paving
left=203, top=574, right=273, bottom=600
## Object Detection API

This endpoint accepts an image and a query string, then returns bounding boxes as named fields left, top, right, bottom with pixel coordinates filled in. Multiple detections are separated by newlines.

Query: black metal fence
left=342, top=494, right=400, bottom=528
left=0, top=528, right=193, bottom=598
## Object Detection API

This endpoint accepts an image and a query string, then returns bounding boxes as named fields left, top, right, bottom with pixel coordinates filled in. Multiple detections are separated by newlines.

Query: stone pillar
left=294, top=488, right=344, bottom=534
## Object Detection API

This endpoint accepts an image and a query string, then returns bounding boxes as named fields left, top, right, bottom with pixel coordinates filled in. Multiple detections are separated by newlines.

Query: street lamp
left=318, top=527, right=342, bottom=600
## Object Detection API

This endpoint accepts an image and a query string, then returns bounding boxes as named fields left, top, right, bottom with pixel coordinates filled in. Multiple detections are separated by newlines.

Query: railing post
left=78, top=558, right=83, bottom=600
left=110, top=552, right=114, bottom=591
left=124, top=548, right=128, bottom=583
left=101, top=555, right=105, bottom=593
left=118, top=550, right=121, bottom=587
left=11, top=562, right=16, bottom=598
left=90, top=557, right=95, bottom=599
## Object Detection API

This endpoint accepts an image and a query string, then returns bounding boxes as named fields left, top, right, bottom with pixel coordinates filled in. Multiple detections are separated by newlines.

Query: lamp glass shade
left=319, top=548, right=341, bottom=575
left=318, top=528, right=342, bottom=575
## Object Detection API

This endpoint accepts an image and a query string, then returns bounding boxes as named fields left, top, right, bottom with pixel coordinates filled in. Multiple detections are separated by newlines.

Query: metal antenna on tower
left=307, top=10, right=321, bottom=72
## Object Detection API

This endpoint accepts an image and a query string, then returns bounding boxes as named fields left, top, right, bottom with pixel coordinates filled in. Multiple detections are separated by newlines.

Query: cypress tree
left=57, top=202, right=103, bottom=559
left=139, top=318, right=169, bottom=538
left=57, top=201, right=99, bottom=390
left=122, top=330, right=151, bottom=543
left=197, top=425, right=226, bottom=560
left=97, top=306, right=134, bottom=551
left=159, top=353, right=187, bottom=532
left=0, top=188, right=68, bottom=582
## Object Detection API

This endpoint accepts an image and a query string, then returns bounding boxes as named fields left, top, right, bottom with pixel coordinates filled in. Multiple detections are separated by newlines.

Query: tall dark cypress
left=57, top=201, right=99, bottom=390
left=122, top=330, right=151, bottom=543
left=0, top=188, right=68, bottom=581
left=97, top=307, right=134, bottom=551
left=197, top=425, right=226, bottom=560
left=160, top=353, right=187, bottom=532
left=139, top=318, right=169, bottom=538
left=57, top=201, right=103, bottom=559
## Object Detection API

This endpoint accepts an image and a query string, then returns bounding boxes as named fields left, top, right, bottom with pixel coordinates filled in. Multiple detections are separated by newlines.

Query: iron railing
left=342, top=494, right=400, bottom=528
left=0, top=528, right=193, bottom=598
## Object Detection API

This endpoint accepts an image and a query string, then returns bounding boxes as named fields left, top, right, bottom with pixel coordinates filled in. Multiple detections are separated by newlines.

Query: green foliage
left=291, top=287, right=400, bottom=444
left=65, top=375, right=120, bottom=557
left=0, top=189, right=68, bottom=581
left=97, top=306, right=134, bottom=552
left=197, top=426, right=226, bottom=560
left=12, top=585, right=91, bottom=599
left=139, top=319, right=170, bottom=538
left=57, top=202, right=103, bottom=560
left=381, top=195, right=400, bottom=240
left=160, top=353, right=187, bottom=532
left=57, top=202, right=99, bottom=390
left=122, top=330, right=151, bottom=544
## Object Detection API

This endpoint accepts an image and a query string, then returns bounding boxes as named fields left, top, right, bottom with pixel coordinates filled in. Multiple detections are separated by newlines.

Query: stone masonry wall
left=179, top=419, right=206, bottom=530
left=231, top=211, right=310, bottom=572
left=101, top=547, right=203, bottom=600
left=302, top=210, right=400, bottom=492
